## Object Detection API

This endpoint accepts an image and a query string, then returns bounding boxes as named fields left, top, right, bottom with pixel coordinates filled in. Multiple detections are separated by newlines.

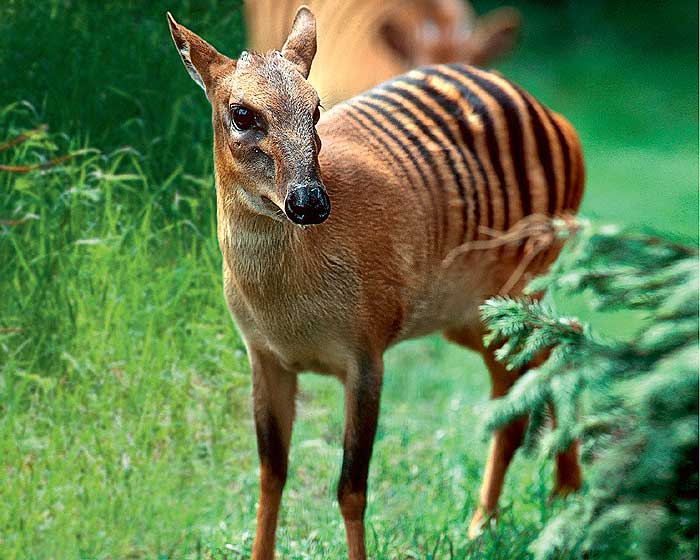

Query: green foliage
left=0, top=0, right=245, bottom=183
left=481, top=222, right=699, bottom=560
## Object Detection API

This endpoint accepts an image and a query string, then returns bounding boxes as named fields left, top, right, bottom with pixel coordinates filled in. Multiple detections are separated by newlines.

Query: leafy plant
left=481, top=220, right=699, bottom=560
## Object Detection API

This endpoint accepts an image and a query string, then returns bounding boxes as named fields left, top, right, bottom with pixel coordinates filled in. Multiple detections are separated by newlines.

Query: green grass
left=0, top=117, right=554, bottom=557
left=1, top=0, right=698, bottom=558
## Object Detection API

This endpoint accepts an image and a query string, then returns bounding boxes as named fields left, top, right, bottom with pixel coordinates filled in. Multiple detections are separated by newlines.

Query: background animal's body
left=245, top=0, right=520, bottom=106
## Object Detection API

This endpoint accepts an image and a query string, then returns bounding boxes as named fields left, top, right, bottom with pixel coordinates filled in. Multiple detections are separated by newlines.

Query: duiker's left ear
left=167, top=12, right=231, bottom=95
left=281, top=6, right=317, bottom=78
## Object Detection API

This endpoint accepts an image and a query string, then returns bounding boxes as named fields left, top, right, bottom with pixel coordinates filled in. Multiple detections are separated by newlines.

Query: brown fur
left=245, top=0, right=521, bottom=106
left=168, top=8, right=584, bottom=559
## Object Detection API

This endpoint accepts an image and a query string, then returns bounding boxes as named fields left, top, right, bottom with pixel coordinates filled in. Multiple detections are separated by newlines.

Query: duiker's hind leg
left=444, top=326, right=526, bottom=537
left=478, top=343, right=583, bottom=499
left=551, top=409, right=582, bottom=495
left=443, top=325, right=580, bottom=538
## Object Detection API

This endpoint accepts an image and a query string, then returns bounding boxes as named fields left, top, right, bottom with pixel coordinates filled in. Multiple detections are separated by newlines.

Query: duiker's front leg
left=338, top=355, right=384, bottom=560
left=249, top=348, right=298, bottom=560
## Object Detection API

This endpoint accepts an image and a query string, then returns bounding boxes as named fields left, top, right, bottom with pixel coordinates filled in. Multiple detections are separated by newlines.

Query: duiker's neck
left=218, top=192, right=285, bottom=241
left=214, top=178, right=304, bottom=268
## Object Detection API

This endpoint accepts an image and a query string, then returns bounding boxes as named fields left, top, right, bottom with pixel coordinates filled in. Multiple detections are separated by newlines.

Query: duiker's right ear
left=281, top=6, right=317, bottom=78
left=167, top=12, right=231, bottom=94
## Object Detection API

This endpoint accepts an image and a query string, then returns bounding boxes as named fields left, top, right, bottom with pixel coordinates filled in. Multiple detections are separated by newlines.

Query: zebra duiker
left=167, top=7, right=584, bottom=559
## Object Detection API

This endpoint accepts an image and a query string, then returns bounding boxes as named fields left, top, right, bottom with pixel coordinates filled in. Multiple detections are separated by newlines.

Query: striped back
left=338, top=63, right=585, bottom=255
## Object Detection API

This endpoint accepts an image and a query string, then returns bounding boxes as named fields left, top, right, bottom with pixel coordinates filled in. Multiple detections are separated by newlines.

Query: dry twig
left=442, top=213, right=581, bottom=294
left=0, top=124, right=48, bottom=152
left=0, top=148, right=94, bottom=173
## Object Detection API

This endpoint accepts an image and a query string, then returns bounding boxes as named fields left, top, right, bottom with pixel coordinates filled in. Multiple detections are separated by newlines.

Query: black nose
left=284, top=184, right=331, bottom=225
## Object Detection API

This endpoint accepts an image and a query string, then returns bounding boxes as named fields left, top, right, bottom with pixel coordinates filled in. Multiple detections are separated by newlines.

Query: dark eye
left=313, top=106, right=321, bottom=125
left=230, top=104, right=257, bottom=131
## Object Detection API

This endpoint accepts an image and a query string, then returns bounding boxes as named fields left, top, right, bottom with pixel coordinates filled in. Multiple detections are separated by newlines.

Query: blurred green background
left=0, top=1, right=697, bottom=558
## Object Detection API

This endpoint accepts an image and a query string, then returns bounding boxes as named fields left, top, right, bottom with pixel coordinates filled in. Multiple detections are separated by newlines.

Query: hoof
left=553, top=467, right=582, bottom=498
left=468, top=506, right=496, bottom=540
left=550, top=480, right=581, bottom=502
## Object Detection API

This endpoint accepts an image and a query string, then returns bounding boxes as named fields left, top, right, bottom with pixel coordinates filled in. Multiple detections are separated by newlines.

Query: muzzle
left=284, top=182, right=331, bottom=225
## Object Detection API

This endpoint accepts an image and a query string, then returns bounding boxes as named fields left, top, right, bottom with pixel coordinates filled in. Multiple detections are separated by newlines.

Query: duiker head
left=167, top=7, right=329, bottom=226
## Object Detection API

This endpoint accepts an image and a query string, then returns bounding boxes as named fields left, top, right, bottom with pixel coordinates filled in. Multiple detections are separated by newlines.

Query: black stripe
left=357, top=97, right=446, bottom=250
left=566, top=142, right=579, bottom=209
left=512, top=84, right=558, bottom=215
left=543, top=113, right=572, bottom=211
left=423, top=66, right=511, bottom=229
left=372, top=86, right=475, bottom=243
left=563, top=130, right=577, bottom=209
left=399, top=76, right=494, bottom=230
left=350, top=103, right=440, bottom=252
left=454, top=65, right=533, bottom=217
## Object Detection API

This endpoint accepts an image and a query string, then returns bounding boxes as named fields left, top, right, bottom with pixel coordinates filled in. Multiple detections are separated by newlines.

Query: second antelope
left=245, top=0, right=521, bottom=106
left=168, top=7, right=585, bottom=560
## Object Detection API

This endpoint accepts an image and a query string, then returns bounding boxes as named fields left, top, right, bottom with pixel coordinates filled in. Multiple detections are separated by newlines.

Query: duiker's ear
left=167, top=12, right=231, bottom=94
left=281, top=6, right=317, bottom=78
left=468, top=7, right=521, bottom=66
